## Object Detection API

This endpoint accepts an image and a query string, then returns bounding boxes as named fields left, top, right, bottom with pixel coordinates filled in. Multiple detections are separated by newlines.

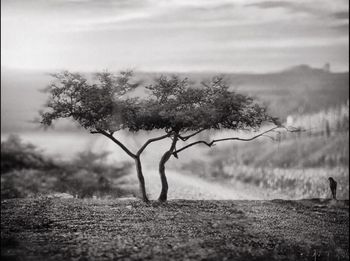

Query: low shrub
left=1, top=135, right=134, bottom=199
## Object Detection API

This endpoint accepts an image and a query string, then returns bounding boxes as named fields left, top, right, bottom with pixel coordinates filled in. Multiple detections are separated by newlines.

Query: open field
left=1, top=198, right=349, bottom=261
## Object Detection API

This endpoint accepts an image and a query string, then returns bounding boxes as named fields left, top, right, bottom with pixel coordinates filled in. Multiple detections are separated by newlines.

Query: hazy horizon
left=2, top=63, right=349, bottom=75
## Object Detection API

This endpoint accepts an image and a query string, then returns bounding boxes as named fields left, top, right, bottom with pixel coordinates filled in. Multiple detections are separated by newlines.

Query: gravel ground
left=1, top=198, right=349, bottom=261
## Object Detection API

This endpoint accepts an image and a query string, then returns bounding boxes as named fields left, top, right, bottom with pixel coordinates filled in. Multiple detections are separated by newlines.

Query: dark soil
left=1, top=198, right=349, bottom=261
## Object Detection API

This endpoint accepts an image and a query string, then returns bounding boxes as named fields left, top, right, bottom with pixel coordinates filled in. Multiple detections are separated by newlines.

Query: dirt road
left=122, top=168, right=286, bottom=201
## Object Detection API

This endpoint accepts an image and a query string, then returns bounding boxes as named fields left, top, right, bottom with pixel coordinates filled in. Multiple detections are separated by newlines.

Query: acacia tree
left=40, top=70, right=280, bottom=202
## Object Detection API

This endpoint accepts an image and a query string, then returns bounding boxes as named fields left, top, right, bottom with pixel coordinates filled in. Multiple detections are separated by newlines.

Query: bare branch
left=173, top=126, right=281, bottom=155
left=98, top=129, right=136, bottom=159
left=178, top=128, right=206, bottom=141
left=174, top=140, right=214, bottom=154
left=136, top=133, right=172, bottom=156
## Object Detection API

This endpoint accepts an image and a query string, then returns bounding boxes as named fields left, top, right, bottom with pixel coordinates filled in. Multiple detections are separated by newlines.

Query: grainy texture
left=1, top=198, right=349, bottom=261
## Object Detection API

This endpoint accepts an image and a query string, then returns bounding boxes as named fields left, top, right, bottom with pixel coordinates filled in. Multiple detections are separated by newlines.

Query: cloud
left=246, top=0, right=349, bottom=18
left=1, top=0, right=348, bottom=72
left=244, top=0, right=321, bottom=17
left=332, top=11, right=349, bottom=20
left=246, top=1, right=296, bottom=10
left=330, top=23, right=349, bottom=33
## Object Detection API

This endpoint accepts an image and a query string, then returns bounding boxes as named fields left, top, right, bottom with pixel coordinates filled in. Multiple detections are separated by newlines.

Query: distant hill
left=1, top=65, right=348, bottom=133
left=162, top=65, right=349, bottom=119
left=224, top=65, right=349, bottom=118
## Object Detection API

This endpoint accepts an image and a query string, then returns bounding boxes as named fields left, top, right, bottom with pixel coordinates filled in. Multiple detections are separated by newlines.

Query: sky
left=1, top=0, right=349, bottom=72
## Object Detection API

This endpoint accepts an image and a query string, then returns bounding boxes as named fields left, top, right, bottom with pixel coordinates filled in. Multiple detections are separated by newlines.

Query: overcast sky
left=1, top=0, right=349, bottom=72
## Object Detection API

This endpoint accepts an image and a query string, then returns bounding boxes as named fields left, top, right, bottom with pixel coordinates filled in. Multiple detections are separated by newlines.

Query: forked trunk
left=158, top=134, right=178, bottom=202
left=135, top=156, right=149, bottom=203
left=100, top=131, right=151, bottom=202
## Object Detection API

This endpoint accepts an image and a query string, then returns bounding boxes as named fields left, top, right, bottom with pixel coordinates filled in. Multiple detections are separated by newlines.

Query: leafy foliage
left=40, top=70, right=139, bottom=133
left=40, top=71, right=275, bottom=134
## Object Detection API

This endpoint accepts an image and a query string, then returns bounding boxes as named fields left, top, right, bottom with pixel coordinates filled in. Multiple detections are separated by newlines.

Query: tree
left=40, top=70, right=280, bottom=202
left=143, top=75, right=281, bottom=201
left=40, top=70, right=168, bottom=202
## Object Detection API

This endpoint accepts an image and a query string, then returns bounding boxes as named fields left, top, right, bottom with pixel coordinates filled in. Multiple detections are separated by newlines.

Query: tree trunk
left=158, top=134, right=178, bottom=202
left=135, top=156, right=149, bottom=203
left=158, top=151, right=170, bottom=202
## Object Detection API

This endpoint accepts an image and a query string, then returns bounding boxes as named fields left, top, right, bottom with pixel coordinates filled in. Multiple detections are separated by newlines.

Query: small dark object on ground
left=329, top=177, right=337, bottom=200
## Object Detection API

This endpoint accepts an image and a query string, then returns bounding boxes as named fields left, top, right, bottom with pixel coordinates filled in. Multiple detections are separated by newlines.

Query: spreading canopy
left=41, top=71, right=277, bottom=134
left=41, top=70, right=139, bottom=132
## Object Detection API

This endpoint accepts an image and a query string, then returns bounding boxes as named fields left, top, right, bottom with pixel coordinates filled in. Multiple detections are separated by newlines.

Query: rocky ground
left=1, top=197, right=349, bottom=261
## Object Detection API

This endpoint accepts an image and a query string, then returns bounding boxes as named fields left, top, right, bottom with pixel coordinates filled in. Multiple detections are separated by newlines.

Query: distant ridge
left=281, top=64, right=332, bottom=75
left=2, top=64, right=348, bottom=76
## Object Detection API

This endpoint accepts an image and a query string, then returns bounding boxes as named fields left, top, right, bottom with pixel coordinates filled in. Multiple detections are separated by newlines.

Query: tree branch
left=98, top=129, right=136, bottom=159
left=136, top=133, right=172, bottom=156
left=163, top=132, right=180, bottom=159
left=178, top=128, right=206, bottom=141
left=174, top=140, right=213, bottom=155
left=173, top=126, right=281, bottom=155
left=169, top=133, right=179, bottom=152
